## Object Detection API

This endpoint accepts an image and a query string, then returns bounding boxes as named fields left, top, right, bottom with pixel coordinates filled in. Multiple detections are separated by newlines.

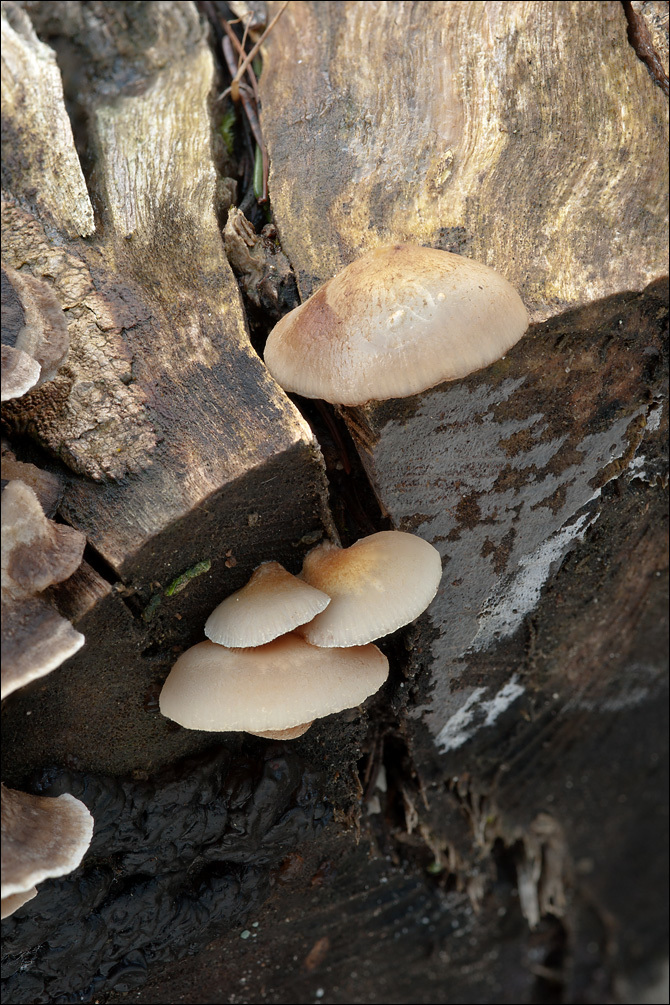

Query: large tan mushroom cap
left=264, top=244, right=529, bottom=405
left=204, top=561, right=331, bottom=647
left=299, top=531, right=442, bottom=647
left=1, top=785, right=94, bottom=901
left=159, top=635, right=389, bottom=733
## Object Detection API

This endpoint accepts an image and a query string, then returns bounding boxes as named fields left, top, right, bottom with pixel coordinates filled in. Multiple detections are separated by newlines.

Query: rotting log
left=255, top=2, right=669, bottom=1002
left=1, top=2, right=668, bottom=1005
left=0, top=0, right=332, bottom=782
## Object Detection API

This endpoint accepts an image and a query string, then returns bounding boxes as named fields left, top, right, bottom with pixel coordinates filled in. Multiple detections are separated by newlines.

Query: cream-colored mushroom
left=1, top=886, right=37, bottom=920
left=205, top=561, right=330, bottom=647
left=159, top=634, right=389, bottom=737
left=299, top=531, right=442, bottom=647
left=264, top=244, right=528, bottom=405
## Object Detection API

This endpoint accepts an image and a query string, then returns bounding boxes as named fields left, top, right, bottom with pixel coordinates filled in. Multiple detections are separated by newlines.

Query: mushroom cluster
left=1, top=264, right=70, bottom=402
left=160, top=531, right=442, bottom=739
left=1, top=479, right=94, bottom=920
left=1, top=479, right=86, bottom=700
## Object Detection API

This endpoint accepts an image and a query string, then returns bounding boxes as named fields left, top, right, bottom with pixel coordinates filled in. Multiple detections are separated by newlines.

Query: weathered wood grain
left=260, top=1, right=668, bottom=315
left=1, top=2, right=667, bottom=1002
left=343, top=281, right=667, bottom=747
left=1, top=3, right=94, bottom=237
left=2, top=1, right=328, bottom=572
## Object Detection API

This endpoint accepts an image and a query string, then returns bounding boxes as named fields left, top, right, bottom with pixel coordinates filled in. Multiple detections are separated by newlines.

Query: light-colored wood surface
left=2, top=0, right=328, bottom=581
left=260, top=1, right=668, bottom=316
left=1, top=4, right=94, bottom=236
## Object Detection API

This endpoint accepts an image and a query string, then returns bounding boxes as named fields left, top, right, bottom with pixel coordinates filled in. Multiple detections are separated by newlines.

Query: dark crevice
left=622, top=1, right=670, bottom=96
left=199, top=0, right=268, bottom=226
left=80, top=542, right=122, bottom=591
left=196, top=5, right=391, bottom=550
left=291, top=395, right=392, bottom=546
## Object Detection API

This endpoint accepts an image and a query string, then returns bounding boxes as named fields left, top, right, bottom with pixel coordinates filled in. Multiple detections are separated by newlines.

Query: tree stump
left=1, top=2, right=668, bottom=1004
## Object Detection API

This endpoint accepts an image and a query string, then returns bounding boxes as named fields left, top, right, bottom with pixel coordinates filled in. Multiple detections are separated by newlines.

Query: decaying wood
left=629, top=0, right=670, bottom=88
left=0, top=3, right=94, bottom=237
left=344, top=281, right=667, bottom=747
left=260, top=1, right=668, bottom=314
left=1, top=0, right=331, bottom=779
left=255, top=2, right=669, bottom=1001
left=1, top=2, right=667, bottom=1003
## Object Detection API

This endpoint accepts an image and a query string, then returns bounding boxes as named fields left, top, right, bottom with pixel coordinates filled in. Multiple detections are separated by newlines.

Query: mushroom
left=1, top=345, right=41, bottom=402
left=1, top=480, right=86, bottom=700
left=298, top=531, right=442, bottom=647
left=1, top=265, right=69, bottom=402
left=1, top=886, right=37, bottom=921
left=1, top=595, right=86, bottom=701
left=263, top=244, right=529, bottom=405
left=1, top=443, right=63, bottom=517
left=1, top=480, right=86, bottom=601
left=159, top=634, right=389, bottom=737
left=204, top=560, right=331, bottom=647
left=1, top=784, right=94, bottom=919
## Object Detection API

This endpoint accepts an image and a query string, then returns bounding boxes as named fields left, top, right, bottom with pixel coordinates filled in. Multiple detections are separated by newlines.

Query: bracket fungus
left=1, top=444, right=63, bottom=517
left=264, top=244, right=529, bottom=405
left=204, top=560, right=331, bottom=647
left=299, top=531, right=442, bottom=647
left=159, top=634, right=389, bottom=738
left=1, top=784, right=94, bottom=919
left=1, top=479, right=86, bottom=700
left=1, top=265, right=69, bottom=402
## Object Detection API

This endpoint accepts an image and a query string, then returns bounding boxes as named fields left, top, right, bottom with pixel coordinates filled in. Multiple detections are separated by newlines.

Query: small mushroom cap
left=299, top=531, right=442, bottom=647
left=159, top=635, right=389, bottom=733
left=1, top=595, right=85, bottom=701
left=1, top=480, right=86, bottom=601
left=1, top=481, right=86, bottom=699
left=1, top=785, right=94, bottom=899
left=264, top=244, right=529, bottom=405
left=1, top=886, right=38, bottom=920
left=1, top=265, right=69, bottom=386
left=1, top=447, right=63, bottom=516
left=1, top=344, right=41, bottom=401
left=205, top=561, right=331, bottom=647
